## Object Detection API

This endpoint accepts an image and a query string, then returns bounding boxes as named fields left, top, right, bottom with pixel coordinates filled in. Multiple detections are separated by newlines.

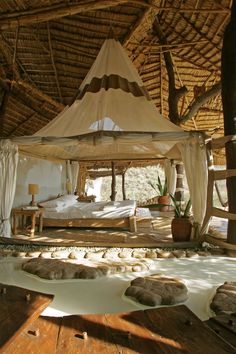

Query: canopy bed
left=0, top=38, right=208, bottom=238
left=39, top=195, right=137, bottom=231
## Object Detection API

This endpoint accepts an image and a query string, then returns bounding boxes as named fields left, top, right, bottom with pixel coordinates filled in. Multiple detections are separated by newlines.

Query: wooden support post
left=77, top=164, right=87, bottom=196
left=122, top=172, right=126, bottom=200
left=225, top=141, right=236, bottom=244
left=221, top=1, right=236, bottom=244
left=129, top=216, right=137, bottom=232
left=110, top=161, right=116, bottom=201
left=175, top=162, right=184, bottom=201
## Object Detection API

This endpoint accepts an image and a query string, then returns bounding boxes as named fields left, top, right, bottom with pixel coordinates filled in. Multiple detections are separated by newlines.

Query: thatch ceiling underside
left=0, top=0, right=232, bottom=164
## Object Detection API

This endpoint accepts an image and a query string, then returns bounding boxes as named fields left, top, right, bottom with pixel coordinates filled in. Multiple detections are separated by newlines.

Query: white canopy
left=4, top=37, right=208, bottom=234
left=12, top=38, right=190, bottom=162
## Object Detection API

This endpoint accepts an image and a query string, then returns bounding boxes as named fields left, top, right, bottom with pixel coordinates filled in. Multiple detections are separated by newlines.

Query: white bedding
left=43, top=200, right=136, bottom=220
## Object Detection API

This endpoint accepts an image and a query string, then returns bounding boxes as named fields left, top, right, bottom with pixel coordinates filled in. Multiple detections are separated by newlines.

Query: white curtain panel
left=164, top=159, right=177, bottom=196
left=0, top=140, right=18, bottom=237
left=178, top=134, right=208, bottom=229
left=71, top=161, right=79, bottom=194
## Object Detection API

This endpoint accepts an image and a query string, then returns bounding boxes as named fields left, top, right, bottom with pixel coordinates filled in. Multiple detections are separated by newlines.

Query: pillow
left=38, top=198, right=65, bottom=209
left=103, top=205, right=117, bottom=211
left=102, top=201, right=120, bottom=211
left=39, top=195, right=78, bottom=209
left=57, top=194, right=78, bottom=206
left=43, top=206, right=65, bottom=212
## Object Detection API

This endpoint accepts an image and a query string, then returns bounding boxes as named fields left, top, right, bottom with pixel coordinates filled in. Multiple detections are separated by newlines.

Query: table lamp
left=28, top=183, right=39, bottom=206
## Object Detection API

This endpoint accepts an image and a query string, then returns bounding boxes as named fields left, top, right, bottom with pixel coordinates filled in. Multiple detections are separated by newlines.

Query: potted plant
left=148, top=176, right=170, bottom=211
left=170, top=194, right=192, bottom=242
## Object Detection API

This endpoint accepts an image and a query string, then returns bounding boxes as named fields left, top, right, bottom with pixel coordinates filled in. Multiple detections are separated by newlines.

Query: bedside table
left=12, top=208, right=44, bottom=236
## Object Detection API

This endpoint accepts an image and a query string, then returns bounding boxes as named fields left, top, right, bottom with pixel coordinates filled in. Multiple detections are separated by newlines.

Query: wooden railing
left=200, top=136, right=236, bottom=248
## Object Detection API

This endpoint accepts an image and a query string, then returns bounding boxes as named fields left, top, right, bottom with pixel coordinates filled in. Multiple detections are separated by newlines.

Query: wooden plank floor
left=0, top=283, right=54, bottom=353
left=205, top=313, right=236, bottom=350
left=3, top=305, right=236, bottom=353
left=3, top=215, right=199, bottom=248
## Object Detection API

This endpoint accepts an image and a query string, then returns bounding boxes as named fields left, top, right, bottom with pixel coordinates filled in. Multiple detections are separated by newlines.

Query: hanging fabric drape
left=178, top=134, right=208, bottom=235
left=0, top=140, right=18, bottom=237
left=164, top=159, right=177, bottom=196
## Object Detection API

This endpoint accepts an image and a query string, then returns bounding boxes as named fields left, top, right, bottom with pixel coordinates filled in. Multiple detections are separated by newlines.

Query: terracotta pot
left=158, top=195, right=170, bottom=212
left=171, top=217, right=192, bottom=242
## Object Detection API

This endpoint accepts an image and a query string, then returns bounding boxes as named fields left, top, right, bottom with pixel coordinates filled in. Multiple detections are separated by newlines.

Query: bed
left=38, top=195, right=137, bottom=231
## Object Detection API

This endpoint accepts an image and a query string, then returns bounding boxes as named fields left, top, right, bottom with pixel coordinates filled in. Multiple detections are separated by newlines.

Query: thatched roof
left=0, top=0, right=231, bottom=164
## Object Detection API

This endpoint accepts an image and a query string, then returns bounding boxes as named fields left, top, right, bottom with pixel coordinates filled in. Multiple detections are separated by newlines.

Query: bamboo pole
left=122, top=172, right=126, bottom=200
left=13, top=25, right=19, bottom=68
left=47, top=22, right=63, bottom=103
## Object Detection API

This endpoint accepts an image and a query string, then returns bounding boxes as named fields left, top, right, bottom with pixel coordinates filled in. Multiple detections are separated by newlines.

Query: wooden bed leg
left=129, top=216, right=137, bottom=232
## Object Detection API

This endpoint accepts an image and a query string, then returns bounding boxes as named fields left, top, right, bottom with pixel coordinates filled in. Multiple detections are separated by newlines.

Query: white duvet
left=43, top=200, right=136, bottom=220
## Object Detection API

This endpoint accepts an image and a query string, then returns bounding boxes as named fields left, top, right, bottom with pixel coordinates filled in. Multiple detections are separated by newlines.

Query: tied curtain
left=0, top=140, right=18, bottom=237
left=178, top=134, right=208, bottom=237
left=164, top=159, right=177, bottom=196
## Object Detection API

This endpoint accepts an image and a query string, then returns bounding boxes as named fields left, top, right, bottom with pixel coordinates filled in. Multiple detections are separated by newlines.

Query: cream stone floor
left=1, top=254, right=236, bottom=321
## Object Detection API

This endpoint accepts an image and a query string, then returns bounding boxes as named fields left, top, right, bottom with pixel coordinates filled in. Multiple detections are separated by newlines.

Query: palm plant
left=148, top=176, right=168, bottom=196
left=170, top=194, right=191, bottom=218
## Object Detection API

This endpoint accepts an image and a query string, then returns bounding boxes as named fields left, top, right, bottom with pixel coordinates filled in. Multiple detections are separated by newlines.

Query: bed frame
left=42, top=215, right=137, bottom=232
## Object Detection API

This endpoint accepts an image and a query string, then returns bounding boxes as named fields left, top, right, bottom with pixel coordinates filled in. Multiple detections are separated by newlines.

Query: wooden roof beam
left=0, top=35, right=64, bottom=112
left=122, top=1, right=155, bottom=46
left=0, top=1, right=229, bottom=30
left=15, top=80, right=64, bottom=111
left=0, top=1, right=130, bottom=30
left=0, top=78, right=64, bottom=112
left=0, top=33, right=36, bottom=86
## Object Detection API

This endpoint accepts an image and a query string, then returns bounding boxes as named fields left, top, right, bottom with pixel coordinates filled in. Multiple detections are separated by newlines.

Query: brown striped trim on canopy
left=76, top=74, right=151, bottom=101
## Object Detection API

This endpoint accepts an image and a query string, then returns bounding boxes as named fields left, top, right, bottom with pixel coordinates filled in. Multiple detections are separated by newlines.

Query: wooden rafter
left=0, top=1, right=130, bottom=30
left=0, top=1, right=229, bottom=30
left=0, top=33, right=35, bottom=85
left=179, top=12, right=222, bottom=53
left=15, top=80, right=64, bottom=111
left=123, top=0, right=155, bottom=46
left=0, top=35, right=20, bottom=80
left=47, top=22, right=63, bottom=103
left=12, top=26, right=19, bottom=69
left=0, top=79, right=64, bottom=112
left=0, top=35, right=64, bottom=113
left=130, top=39, right=209, bottom=49
left=8, top=112, right=38, bottom=136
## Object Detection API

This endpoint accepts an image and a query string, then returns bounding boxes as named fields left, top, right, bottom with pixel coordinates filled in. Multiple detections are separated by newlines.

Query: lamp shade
left=28, top=184, right=39, bottom=195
